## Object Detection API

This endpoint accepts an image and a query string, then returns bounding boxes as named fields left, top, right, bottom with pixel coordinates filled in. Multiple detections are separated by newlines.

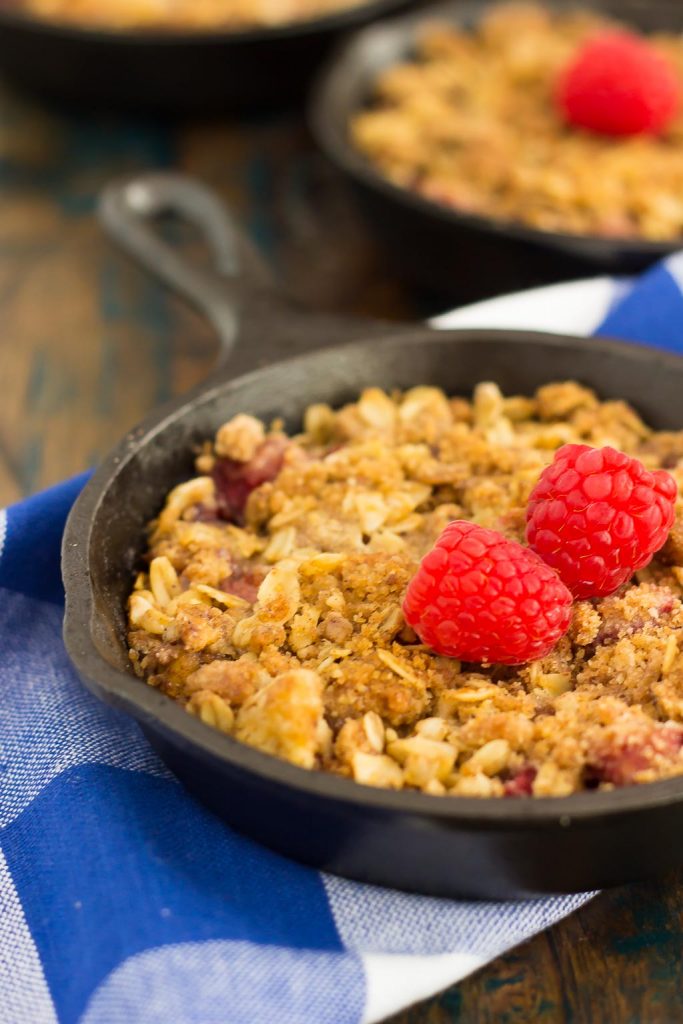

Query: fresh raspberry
left=526, top=445, right=677, bottom=600
left=557, top=32, right=681, bottom=137
left=402, top=521, right=572, bottom=665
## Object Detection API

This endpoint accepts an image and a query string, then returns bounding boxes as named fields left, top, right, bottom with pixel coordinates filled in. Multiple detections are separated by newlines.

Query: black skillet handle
left=100, top=171, right=412, bottom=378
left=99, top=172, right=292, bottom=372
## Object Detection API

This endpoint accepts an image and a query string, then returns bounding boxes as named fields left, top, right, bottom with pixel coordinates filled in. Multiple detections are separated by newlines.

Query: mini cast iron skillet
left=63, top=172, right=683, bottom=900
left=0, top=0, right=412, bottom=111
left=311, top=0, right=683, bottom=300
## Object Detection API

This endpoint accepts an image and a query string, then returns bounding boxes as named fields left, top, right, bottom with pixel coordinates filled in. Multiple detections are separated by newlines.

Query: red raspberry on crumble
left=557, top=32, right=681, bottom=137
left=402, top=521, right=573, bottom=665
left=526, top=444, right=677, bottom=600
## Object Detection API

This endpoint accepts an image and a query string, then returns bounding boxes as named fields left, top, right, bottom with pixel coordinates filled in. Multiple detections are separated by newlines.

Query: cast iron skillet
left=0, top=0, right=412, bottom=111
left=63, top=172, right=683, bottom=900
left=311, top=0, right=683, bottom=301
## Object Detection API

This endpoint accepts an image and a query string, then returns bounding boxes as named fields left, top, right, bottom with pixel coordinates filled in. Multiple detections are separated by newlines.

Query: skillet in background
left=0, top=0, right=413, bottom=111
left=62, top=173, right=683, bottom=899
left=311, top=0, right=683, bottom=300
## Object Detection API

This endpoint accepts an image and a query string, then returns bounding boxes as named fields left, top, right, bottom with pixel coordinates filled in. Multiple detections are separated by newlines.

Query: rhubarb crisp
left=351, top=4, right=683, bottom=241
left=128, top=381, right=683, bottom=798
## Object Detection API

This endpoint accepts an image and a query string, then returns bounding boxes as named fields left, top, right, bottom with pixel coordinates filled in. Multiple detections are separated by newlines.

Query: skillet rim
left=309, top=0, right=680, bottom=261
left=0, top=0, right=412, bottom=46
left=63, top=326, right=683, bottom=829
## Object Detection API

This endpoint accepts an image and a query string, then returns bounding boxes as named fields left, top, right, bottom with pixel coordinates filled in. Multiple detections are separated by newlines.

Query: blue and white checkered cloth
left=3, top=254, right=683, bottom=1024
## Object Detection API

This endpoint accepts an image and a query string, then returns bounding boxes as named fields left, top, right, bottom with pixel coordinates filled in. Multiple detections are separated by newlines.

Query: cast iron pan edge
left=0, top=0, right=414, bottom=111
left=63, top=174, right=683, bottom=898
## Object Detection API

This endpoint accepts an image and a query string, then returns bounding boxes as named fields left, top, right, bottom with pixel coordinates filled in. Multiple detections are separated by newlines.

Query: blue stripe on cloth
left=0, top=472, right=90, bottom=604
left=596, top=260, right=683, bottom=352
left=2, top=764, right=345, bottom=1024
left=0, top=591, right=164, bottom=829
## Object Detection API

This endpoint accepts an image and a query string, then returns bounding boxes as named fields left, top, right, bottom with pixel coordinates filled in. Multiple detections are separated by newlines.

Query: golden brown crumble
left=24, top=0, right=367, bottom=30
left=128, top=380, right=683, bottom=798
left=351, top=4, right=683, bottom=241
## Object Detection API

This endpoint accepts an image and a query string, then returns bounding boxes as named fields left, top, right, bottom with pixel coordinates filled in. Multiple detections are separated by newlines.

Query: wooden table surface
left=1, top=82, right=682, bottom=1023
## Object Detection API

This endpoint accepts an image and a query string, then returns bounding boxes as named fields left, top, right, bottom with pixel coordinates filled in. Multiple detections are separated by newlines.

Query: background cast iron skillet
left=63, top=172, right=683, bottom=900
left=310, top=0, right=683, bottom=301
left=0, top=0, right=412, bottom=112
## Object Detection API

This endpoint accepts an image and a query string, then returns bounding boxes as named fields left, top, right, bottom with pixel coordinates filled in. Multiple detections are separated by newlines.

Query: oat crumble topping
left=127, top=381, right=683, bottom=798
